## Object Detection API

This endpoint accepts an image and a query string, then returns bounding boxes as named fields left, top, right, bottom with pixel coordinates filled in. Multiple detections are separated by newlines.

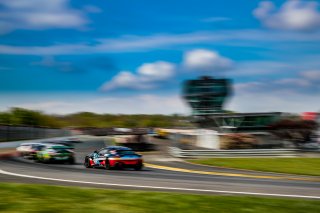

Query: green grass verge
left=188, top=158, right=320, bottom=176
left=0, top=183, right=319, bottom=213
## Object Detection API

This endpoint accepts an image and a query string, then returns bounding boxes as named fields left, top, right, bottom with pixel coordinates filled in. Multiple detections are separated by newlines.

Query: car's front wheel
left=134, top=163, right=143, bottom=171
left=34, top=157, right=41, bottom=163
left=105, top=160, right=111, bottom=170
left=84, top=157, right=92, bottom=168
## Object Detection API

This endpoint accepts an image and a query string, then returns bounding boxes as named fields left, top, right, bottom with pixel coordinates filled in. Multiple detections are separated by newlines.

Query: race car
left=16, top=143, right=44, bottom=159
left=84, top=146, right=143, bottom=170
left=44, top=140, right=75, bottom=149
left=36, top=144, right=75, bottom=164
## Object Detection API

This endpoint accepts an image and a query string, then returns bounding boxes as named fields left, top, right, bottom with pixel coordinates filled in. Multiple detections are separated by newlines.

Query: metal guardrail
left=0, top=136, right=76, bottom=149
left=77, top=128, right=150, bottom=136
left=0, top=125, right=70, bottom=142
left=169, top=147, right=299, bottom=158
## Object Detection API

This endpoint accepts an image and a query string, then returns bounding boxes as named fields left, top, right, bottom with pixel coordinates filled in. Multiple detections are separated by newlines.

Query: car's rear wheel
left=68, top=157, right=75, bottom=165
left=134, top=163, right=143, bottom=171
left=84, top=157, right=92, bottom=168
left=43, top=158, right=52, bottom=164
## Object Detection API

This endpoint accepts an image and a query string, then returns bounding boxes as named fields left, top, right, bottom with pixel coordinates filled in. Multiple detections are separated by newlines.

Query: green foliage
left=0, top=108, right=193, bottom=128
left=269, top=118, right=318, bottom=144
left=0, top=183, right=319, bottom=213
left=0, top=112, right=11, bottom=124
left=0, top=108, right=62, bottom=128
left=60, top=112, right=192, bottom=128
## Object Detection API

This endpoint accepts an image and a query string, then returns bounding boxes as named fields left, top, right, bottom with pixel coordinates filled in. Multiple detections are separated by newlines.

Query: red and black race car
left=84, top=146, right=143, bottom=170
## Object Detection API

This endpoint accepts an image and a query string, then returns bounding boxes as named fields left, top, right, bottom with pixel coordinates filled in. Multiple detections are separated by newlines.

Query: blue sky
left=0, top=0, right=320, bottom=114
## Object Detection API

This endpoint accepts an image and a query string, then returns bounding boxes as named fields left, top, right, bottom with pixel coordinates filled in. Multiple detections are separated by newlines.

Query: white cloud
left=32, top=56, right=73, bottom=72
left=300, top=70, right=320, bottom=80
left=137, top=61, right=175, bottom=81
left=234, top=69, right=320, bottom=95
left=100, top=61, right=176, bottom=91
left=275, top=78, right=310, bottom=87
left=228, top=90, right=320, bottom=113
left=183, top=49, right=233, bottom=72
left=0, top=94, right=188, bottom=115
left=100, top=71, right=146, bottom=91
left=253, top=0, right=320, bottom=31
left=230, top=61, right=293, bottom=77
left=253, top=1, right=275, bottom=19
left=234, top=82, right=267, bottom=91
left=281, top=70, right=320, bottom=87
left=1, top=30, right=320, bottom=55
left=0, top=0, right=88, bottom=34
left=1, top=90, right=318, bottom=115
left=102, top=49, right=232, bottom=91
left=230, top=71, right=320, bottom=113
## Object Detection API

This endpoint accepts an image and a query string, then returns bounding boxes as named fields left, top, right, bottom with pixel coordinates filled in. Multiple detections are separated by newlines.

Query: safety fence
left=0, top=125, right=70, bottom=142
left=75, top=127, right=150, bottom=136
left=169, top=147, right=299, bottom=158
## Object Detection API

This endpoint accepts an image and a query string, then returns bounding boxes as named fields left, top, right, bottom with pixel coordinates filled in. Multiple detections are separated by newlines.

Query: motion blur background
left=0, top=1, right=320, bottom=212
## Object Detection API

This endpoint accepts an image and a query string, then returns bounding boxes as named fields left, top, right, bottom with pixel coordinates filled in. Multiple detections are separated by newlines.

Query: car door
left=37, top=146, right=46, bottom=160
left=91, top=151, right=100, bottom=166
left=92, top=149, right=107, bottom=166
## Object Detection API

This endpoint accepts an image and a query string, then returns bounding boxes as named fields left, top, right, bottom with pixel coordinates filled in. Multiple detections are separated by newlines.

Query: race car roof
left=43, top=143, right=70, bottom=148
left=106, top=146, right=132, bottom=150
left=19, top=142, right=43, bottom=146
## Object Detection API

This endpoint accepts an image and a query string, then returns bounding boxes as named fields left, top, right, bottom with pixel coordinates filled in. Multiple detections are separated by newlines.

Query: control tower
left=183, top=76, right=232, bottom=116
left=182, top=76, right=280, bottom=130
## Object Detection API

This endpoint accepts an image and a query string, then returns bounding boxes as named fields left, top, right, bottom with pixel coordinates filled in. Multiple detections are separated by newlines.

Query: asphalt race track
left=0, top=137, right=320, bottom=199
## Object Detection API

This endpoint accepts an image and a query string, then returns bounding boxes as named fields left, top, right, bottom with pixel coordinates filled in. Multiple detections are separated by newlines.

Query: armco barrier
left=169, top=147, right=299, bottom=158
left=0, top=136, right=75, bottom=149
left=0, top=125, right=70, bottom=142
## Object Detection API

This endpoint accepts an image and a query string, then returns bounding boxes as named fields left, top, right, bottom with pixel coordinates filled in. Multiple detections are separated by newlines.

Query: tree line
left=0, top=108, right=193, bottom=128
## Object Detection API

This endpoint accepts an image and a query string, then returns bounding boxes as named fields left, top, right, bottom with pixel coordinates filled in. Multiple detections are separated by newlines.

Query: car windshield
left=52, top=146, right=69, bottom=150
left=116, top=150, right=135, bottom=155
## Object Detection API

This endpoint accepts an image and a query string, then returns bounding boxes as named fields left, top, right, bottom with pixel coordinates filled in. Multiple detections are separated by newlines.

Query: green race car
left=36, top=144, right=75, bottom=164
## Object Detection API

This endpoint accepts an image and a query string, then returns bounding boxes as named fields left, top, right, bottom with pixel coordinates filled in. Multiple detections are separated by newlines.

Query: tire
left=84, top=157, right=92, bottom=168
left=134, top=163, right=143, bottom=171
left=105, top=160, right=111, bottom=170
left=68, top=157, right=75, bottom=165
left=43, top=158, right=52, bottom=164
left=35, top=155, right=43, bottom=163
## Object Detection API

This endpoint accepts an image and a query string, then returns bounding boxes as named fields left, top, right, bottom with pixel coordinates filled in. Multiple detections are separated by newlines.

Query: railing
left=0, top=125, right=70, bottom=142
left=169, top=147, right=299, bottom=158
